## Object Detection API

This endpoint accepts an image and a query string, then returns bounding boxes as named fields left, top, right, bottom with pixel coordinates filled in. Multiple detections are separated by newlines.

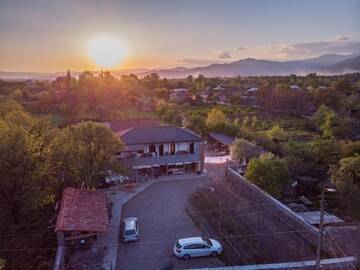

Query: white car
left=174, top=237, right=223, bottom=259
left=123, top=217, right=139, bottom=242
left=168, top=168, right=184, bottom=175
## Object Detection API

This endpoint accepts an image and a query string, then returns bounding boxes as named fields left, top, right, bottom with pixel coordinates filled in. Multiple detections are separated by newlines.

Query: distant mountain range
left=141, top=53, right=360, bottom=78
left=1, top=54, right=359, bottom=80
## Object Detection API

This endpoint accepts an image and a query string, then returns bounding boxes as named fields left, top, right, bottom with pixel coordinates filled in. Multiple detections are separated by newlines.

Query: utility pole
left=316, top=188, right=325, bottom=270
left=218, top=200, right=222, bottom=231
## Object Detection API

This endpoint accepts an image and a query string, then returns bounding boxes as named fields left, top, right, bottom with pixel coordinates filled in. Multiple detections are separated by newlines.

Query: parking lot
left=116, top=177, right=224, bottom=270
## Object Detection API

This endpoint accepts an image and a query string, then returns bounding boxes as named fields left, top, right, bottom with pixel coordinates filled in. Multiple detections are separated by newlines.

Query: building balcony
left=119, top=153, right=201, bottom=168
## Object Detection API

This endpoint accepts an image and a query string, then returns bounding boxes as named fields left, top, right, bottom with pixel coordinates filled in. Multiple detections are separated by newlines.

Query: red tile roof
left=55, top=188, right=109, bottom=232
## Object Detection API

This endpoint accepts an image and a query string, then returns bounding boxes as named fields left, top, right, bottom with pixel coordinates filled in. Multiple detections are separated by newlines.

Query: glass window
left=124, top=229, right=136, bottom=236
left=202, top=237, right=212, bottom=247
left=176, top=241, right=182, bottom=249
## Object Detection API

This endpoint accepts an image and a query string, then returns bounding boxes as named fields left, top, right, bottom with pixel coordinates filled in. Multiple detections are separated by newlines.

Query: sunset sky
left=1, top=0, right=359, bottom=72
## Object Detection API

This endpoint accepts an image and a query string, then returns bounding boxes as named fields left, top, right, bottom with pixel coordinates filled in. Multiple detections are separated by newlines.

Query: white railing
left=120, top=153, right=200, bottom=167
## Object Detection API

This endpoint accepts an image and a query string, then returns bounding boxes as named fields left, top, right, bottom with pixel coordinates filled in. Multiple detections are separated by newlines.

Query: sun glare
left=87, top=37, right=125, bottom=68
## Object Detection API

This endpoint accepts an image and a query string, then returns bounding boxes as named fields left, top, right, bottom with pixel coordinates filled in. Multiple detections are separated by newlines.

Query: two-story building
left=116, top=125, right=204, bottom=180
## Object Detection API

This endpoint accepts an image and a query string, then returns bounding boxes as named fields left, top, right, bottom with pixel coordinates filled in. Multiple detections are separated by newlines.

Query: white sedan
left=174, top=237, right=223, bottom=259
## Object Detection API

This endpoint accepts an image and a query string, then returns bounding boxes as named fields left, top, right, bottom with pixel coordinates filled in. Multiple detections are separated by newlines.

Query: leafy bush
left=266, top=124, right=286, bottom=141
left=245, top=153, right=291, bottom=197
left=330, top=155, right=360, bottom=196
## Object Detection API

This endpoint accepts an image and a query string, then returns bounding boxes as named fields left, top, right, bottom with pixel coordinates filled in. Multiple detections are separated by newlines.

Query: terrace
left=120, top=152, right=201, bottom=167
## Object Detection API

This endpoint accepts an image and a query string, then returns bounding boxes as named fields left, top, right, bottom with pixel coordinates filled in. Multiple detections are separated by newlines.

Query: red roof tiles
left=55, top=188, right=109, bottom=232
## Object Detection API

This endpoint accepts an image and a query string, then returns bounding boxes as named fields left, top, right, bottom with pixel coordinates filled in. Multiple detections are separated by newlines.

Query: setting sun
left=87, top=36, right=126, bottom=69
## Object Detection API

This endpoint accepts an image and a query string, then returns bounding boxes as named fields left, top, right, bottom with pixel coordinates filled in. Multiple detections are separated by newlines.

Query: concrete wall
left=225, top=166, right=343, bottom=258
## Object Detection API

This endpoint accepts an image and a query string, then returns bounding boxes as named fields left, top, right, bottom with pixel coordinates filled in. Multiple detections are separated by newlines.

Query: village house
left=246, top=86, right=258, bottom=96
left=117, top=126, right=205, bottom=180
left=290, top=85, right=302, bottom=91
left=103, top=119, right=205, bottom=181
left=193, top=90, right=209, bottom=104
left=169, top=88, right=190, bottom=103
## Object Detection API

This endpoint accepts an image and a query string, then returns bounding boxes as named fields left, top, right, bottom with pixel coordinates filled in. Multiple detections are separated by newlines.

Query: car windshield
left=124, top=229, right=136, bottom=236
left=175, top=241, right=182, bottom=249
left=201, top=237, right=212, bottom=246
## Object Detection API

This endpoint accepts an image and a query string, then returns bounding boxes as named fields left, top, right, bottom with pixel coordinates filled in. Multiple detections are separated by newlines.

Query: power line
left=0, top=205, right=293, bottom=240
left=0, top=202, right=285, bottom=237
left=0, top=228, right=315, bottom=253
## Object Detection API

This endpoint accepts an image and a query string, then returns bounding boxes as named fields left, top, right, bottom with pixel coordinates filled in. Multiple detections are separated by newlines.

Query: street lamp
left=315, top=184, right=336, bottom=270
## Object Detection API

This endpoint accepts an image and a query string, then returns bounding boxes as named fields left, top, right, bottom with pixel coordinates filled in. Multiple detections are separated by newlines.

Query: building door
left=189, top=142, right=194, bottom=154
left=149, top=144, right=156, bottom=153
left=170, top=143, right=175, bottom=155
left=159, top=144, right=164, bottom=156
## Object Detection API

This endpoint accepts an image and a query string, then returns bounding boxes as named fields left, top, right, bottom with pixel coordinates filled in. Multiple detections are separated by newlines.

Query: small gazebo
left=55, top=187, right=109, bottom=243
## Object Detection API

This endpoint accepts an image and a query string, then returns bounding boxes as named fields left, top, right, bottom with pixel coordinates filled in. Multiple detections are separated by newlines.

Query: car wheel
left=183, top=254, right=191, bottom=260
left=210, top=251, right=218, bottom=257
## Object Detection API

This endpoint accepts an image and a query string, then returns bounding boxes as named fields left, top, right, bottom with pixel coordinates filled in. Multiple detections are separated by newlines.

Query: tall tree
left=231, top=139, right=263, bottom=162
left=51, top=121, right=124, bottom=189
left=330, top=155, right=360, bottom=196
left=205, top=108, right=228, bottom=131
left=245, top=153, right=290, bottom=197
left=0, top=101, right=55, bottom=223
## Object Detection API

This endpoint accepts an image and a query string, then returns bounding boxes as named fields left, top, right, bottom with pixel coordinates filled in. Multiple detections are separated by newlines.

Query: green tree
left=0, top=101, right=55, bottom=223
left=330, top=155, right=360, bottom=196
left=51, top=121, right=124, bottom=189
left=242, top=116, right=251, bottom=128
left=308, top=140, right=341, bottom=176
left=332, top=77, right=352, bottom=94
left=313, top=105, right=346, bottom=138
left=320, top=110, right=341, bottom=139
left=155, top=87, right=170, bottom=100
left=231, top=139, right=263, bottom=162
left=266, top=124, right=285, bottom=141
left=205, top=108, right=228, bottom=131
left=193, top=75, right=206, bottom=93
left=283, top=141, right=313, bottom=176
left=185, top=111, right=207, bottom=135
left=251, top=116, right=258, bottom=129
left=245, top=153, right=290, bottom=197
left=9, top=89, right=23, bottom=101
left=313, top=104, right=331, bottom=127
left=341, top=141, right=360, bottom=158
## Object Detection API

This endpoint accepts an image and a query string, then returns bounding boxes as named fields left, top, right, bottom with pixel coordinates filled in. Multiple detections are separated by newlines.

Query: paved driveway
left=116, top=178, right=223, bottom=270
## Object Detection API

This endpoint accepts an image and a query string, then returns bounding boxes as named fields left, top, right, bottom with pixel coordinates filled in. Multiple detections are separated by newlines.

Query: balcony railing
left=120, top=153, right=200, bottom=168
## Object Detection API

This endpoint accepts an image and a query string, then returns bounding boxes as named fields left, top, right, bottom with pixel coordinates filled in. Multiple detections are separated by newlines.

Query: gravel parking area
left=116, top=178, right=224, bottom=270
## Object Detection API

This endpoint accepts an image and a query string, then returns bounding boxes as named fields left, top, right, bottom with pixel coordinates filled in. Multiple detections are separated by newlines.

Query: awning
left=208, top=132, right=235, bottom=146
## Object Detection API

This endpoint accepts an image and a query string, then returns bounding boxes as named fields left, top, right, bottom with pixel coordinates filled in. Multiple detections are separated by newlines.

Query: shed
left=208, top=132, right=235, bottom=154
left=297, top=211, right=345, bottom=226
left=55, top=188, right=109, bottom=241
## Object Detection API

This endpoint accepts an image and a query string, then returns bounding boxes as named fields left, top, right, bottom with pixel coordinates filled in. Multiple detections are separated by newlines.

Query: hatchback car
left=174, top=236, right=222, bottom=259
left=123, top=217, right=139, bottom=242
